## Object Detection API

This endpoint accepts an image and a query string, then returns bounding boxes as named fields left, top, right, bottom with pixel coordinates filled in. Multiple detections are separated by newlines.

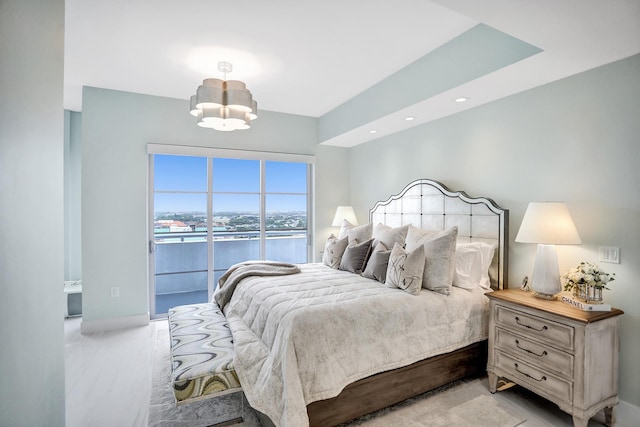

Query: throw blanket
left=214, top=261, right=300, bottom=309
left=222, top=263, right=490, bottom=427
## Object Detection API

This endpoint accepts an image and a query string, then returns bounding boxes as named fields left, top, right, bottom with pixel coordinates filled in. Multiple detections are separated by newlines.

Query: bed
left=217, top=179, right=509, bottom=427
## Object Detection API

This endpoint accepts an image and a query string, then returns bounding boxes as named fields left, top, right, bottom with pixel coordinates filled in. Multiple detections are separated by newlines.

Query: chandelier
left=189, top=61, right=258, bottom=131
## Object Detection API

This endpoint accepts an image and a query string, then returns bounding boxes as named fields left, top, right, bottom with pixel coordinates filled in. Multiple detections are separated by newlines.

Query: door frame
left=147, top=144, right=315, bottom=318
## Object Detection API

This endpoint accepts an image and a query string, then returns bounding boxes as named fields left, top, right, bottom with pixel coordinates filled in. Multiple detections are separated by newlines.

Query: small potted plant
left=562, top=261, right=615, bottom=303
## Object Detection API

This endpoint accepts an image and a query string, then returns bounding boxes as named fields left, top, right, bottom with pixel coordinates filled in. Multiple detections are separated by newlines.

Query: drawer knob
left=515, top=316, right=548, bottom=332
left=515, top=339, right=548, bottom=357
left=514, top=363, right=547, bottom=382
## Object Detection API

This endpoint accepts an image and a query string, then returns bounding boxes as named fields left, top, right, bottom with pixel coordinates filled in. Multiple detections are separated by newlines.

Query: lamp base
left=533, top=291, right=558, bottom=300
left=530, top=244, right=562, bottom=299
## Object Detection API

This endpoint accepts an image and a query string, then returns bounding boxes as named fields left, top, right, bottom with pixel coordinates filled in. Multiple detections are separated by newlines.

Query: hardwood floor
left=64, top=317, right=615, bottom=427
left=65, top=317, right=154, bottom=427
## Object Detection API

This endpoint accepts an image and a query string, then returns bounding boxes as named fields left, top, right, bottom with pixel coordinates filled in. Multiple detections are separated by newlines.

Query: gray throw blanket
left=213, top=261, right=300, bottom=310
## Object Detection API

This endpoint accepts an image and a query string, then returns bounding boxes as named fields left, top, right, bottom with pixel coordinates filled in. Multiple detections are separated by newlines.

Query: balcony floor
left=155, top=290, right=208, bottom=315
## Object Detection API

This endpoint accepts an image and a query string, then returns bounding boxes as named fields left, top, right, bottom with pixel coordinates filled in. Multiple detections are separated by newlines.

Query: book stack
left=560, top=293, right=611, bottom=312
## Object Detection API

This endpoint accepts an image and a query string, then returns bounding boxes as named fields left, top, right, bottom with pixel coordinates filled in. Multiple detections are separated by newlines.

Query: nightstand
left=486, top=289, right=623, bottom=427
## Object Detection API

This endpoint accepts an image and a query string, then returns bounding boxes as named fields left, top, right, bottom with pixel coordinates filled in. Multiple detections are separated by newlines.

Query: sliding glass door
left=151, top=155, right=209, bottom=316
left=265, top=161, right=309, bottom=263
left=212, top=158, right=261, bottom=285
left=149, top=151, right=312, bottom=318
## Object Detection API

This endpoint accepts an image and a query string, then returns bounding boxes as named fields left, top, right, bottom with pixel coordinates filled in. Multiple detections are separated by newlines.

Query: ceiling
left=64, top=0, right=640, bottom=147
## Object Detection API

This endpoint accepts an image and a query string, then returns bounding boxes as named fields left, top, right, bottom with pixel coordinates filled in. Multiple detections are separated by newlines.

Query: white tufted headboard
left=370, top=179, right=509, bottom=290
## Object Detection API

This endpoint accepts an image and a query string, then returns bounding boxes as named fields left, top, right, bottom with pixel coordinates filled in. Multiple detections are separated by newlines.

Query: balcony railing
left=153, top=229, right=308, bottom=315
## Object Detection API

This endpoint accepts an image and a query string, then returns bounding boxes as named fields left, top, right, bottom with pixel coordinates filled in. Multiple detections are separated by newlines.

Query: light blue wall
left=348, top=54, right=640, bottom=406
left=0, top=0, right=66, bottom=425
left=65, top=111, right=82, bottom=281
left=80, top=87, right=349, bottom=324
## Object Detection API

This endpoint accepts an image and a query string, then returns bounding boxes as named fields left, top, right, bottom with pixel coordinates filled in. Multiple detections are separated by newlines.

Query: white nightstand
left=487, top=289, right=623, bottom=427
left=64, top=280, right=82, bottom=318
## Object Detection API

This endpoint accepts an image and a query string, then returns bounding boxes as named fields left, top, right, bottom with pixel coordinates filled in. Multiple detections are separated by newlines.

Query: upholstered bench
left=167, top=302, right=242, bottom=403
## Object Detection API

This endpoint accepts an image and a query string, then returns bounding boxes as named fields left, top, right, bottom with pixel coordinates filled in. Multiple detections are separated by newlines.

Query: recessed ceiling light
left=369, top=130, right=377, bottom=134
left=405, top=116, right=416, bottom=121
left=455, top=97, right=469, bottom=103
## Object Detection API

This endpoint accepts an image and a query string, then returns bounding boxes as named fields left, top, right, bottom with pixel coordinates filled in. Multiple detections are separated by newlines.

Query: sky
left=153, top=155, right=308, bottom=213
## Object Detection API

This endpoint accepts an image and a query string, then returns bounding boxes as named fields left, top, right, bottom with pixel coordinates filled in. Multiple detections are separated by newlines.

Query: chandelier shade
left=189, top=62, right=257, bottom=131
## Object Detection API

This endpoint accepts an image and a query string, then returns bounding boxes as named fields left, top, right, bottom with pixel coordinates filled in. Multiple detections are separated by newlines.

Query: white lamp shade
left=332, top=206, right=358, bottom=227
left=515, top=202, right=582, bottom=245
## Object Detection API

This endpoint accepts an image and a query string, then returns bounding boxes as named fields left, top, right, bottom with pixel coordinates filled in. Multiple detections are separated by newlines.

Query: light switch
left=599, top=246, right=620, bottom=264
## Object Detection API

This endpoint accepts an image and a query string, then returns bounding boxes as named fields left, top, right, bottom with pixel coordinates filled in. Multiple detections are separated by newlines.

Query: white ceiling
left=64, top=0, right=640, bottom=146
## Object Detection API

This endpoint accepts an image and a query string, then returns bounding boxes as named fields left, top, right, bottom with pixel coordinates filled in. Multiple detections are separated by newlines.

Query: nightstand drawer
left=496, top=306, right=574, bottom=351
left=495, top=327, right=574, bottom=379
left=495, top=350, right=573, bottom=405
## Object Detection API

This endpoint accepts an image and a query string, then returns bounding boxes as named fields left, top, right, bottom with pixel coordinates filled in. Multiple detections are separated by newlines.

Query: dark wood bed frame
left=260, top=179, right=509, bottom=427
left=307, top=341, right=488, bottom=426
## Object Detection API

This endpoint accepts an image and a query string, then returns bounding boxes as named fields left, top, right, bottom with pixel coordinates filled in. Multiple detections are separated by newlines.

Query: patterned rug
left=149, top=326, right=525, bottom=427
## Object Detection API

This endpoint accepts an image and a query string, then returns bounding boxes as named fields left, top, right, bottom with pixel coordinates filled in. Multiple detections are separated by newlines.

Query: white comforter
left=222, top=263, right=490, bottom=427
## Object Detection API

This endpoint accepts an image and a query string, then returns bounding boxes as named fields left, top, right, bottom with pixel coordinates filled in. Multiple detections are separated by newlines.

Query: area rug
left=338, top=382, right=526, bottom=427
left=149, top=325, right=525, bottom=427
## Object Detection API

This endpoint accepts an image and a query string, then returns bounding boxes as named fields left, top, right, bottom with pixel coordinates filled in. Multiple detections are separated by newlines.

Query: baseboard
left=617, top=399, right=640, bottom=425
left=80, top=312, right=149, bottom=334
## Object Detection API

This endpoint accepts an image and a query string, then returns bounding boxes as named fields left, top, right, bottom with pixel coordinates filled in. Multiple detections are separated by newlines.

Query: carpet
left=149, top=326, right=525, bottom=427
left=338, top=381, right=527, bottom=427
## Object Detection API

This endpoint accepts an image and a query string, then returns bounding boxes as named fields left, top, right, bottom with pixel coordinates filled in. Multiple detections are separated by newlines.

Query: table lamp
left=515, top=202, right=582, bottom=299
left=331, top=206, right=358, bottom=227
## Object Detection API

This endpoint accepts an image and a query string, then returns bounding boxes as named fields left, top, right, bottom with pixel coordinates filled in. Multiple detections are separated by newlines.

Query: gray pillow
left=340, top=238, right=373, bottom=274
left=362, top=242, right=391, bottom=283
left=322, top=234, right=349, bottom=269
left=405, top=226, right=458, bottom=295
left=385, top=242, right=425, bottom=296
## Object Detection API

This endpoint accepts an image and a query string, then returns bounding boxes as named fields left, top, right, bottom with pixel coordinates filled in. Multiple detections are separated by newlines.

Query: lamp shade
left=189, top=62, right=257, bottom=131
left=332, top=206, right=358, bottom=227
left=515, top=202, right=582, bottom=245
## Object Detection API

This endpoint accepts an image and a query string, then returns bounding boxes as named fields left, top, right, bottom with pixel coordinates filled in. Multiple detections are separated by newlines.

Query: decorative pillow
left=362, top=242, right=391, bottom=283
left=372, top=223, right=409, bottom=250
left=405, top=225, right=458, bottom=295
left=338, top=219, right=373, bottom=243
left=453, top=242, right=496, bottom=290
left=385, top=243, right=425, bottom=296
left=322, top=234, right=349, bottom=269
left=340, top=238, right=374, bottom=274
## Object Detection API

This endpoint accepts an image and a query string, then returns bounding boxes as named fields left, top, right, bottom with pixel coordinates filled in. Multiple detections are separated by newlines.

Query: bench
left=167, top=302, right=242, bottom=403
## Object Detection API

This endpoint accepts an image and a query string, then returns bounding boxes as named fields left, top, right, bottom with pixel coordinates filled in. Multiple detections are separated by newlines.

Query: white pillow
left=385, top=243, right=425, bottom=296
left=405, top=225, right=458, bottom=295
left=322, top=234, right=349, bottom=269
left=372, top=223, right=409, bottom=250
left=453, top=243, right=496, bottom=290
left=339, top=219, right=373, bottom=243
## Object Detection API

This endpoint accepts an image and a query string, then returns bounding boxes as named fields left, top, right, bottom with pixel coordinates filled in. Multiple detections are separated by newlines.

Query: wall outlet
left=110, top=286, right=120, bottom=298
left=599, top=246, right=620, bottom=264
